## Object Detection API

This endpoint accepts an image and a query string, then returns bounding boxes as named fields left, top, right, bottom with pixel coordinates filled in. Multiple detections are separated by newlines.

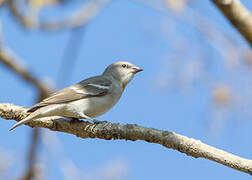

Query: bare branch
left=1, top=103, right=252, bottom=175
left=7, top=0, right=111, bottom=31
left=0, top=21, right=52, bottom=180
left=0, top=51, right=52, bottom=98
left=39, top=0, right=111, bottom=31
left=0, top=39, right=49, bottom=180
left=212, top=0, right=252, bottom=47
left=20, top=128, right=40, bottom=180
left=7, top=0, right=32, bottom=28
left=0, top=32, right=52, bottom=98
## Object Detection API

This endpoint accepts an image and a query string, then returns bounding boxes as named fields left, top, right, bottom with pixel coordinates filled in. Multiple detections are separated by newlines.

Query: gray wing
left=28, top=76, right=112, bottom=112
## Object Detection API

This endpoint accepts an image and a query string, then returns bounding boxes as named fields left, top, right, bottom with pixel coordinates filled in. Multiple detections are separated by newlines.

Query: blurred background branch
left=212, top=0, right=252, bottom=47
left=21, top=129, right=40, bottom=180
left=0, top=21, right=53, bottom=180
left=0, top=23, right=52, bottom=98
left=58, top=26, right=86, bottom=88
left=1, top=1, right=112, bottom=179
left=7, top=0, right=111, bottom=30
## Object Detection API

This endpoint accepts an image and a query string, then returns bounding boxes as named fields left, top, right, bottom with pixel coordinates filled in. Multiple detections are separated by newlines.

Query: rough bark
left=1, top=103, right=252, bottom=175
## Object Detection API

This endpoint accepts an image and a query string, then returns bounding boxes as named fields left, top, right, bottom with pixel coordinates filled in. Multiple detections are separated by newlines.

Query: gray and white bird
left=9, top=61, right=143, bottom=131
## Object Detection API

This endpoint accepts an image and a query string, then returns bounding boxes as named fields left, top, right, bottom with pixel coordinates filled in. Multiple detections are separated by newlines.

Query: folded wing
left=28, top=76, right=112, bottom=112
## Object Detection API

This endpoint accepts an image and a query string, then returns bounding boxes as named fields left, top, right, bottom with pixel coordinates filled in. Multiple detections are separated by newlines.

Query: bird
left=9, top=61, right=143, bottom=131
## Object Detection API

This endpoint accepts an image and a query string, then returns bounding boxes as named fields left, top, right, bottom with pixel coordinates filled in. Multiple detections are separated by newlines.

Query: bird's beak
left=132, top=66, right=143, bottom=74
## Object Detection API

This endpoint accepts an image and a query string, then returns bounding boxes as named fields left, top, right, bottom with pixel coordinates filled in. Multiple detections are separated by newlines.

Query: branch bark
left=1, top=103, right=252, bottom=175
left=212, top=0, right=252, bottom=47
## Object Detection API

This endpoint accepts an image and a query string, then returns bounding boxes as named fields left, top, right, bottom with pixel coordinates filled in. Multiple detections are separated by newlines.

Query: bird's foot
left=91, top=119, right=108, bottom=124
left=90, top=119, right=109, bottom=132
left=69, top=118, right=83, bottom=124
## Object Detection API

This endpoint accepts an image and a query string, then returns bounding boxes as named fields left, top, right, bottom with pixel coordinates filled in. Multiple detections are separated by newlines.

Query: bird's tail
left=9, top=115, right=34, bottom=131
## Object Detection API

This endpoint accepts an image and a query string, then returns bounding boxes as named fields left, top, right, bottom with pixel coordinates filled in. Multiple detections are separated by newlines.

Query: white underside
left=35, top=83, right=123, bottom=119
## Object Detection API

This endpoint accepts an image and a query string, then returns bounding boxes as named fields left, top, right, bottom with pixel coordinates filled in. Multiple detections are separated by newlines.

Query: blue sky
left=1, top=0, right=252, bottom=179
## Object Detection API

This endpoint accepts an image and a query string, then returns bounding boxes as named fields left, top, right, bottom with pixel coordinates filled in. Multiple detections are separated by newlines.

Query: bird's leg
left=91, top=119, right=108, bottom=124
left=62, top=117, right=83, bottom=123
left=77, top=113, right=108, bottom=124
left=78, top=113, right=94, bottom=121
left=90, top=119, right=109, bottom=132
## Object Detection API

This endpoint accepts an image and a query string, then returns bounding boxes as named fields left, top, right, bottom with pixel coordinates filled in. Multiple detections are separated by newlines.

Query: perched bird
left=9, top=61, right=143, bottom=131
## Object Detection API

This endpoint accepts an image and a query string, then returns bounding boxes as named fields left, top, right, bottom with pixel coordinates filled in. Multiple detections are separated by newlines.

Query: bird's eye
left=122, top=64, right=127, bottom=68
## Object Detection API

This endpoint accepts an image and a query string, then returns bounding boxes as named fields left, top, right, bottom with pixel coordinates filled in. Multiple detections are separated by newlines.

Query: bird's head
left=103, top=61, right=143, bottom=89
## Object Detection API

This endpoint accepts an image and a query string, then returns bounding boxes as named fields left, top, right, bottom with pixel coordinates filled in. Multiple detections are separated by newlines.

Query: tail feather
left=9, top=105, right=60, bottom=131
left=9, top=116, right=33, bottom=131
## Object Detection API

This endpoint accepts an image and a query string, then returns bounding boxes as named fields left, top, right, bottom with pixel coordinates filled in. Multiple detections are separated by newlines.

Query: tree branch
left=7, top=0, right=111, bottom=31
left=0, top=43, right=49, bottom=180
left=1, top=103, right=252, bottom=175
left=0, top=43, right=52, bottom=98
left=212, top=0, right=252, bottom=47
left=21, top=128, right=40, bottom=180
left=0, top=22, right=52, bottom=180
